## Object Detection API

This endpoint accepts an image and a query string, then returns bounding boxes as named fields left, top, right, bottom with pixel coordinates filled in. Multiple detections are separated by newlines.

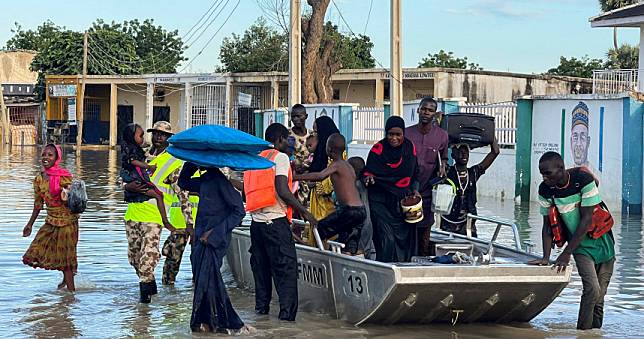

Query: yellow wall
left=117, top=84, right=183, bottom=131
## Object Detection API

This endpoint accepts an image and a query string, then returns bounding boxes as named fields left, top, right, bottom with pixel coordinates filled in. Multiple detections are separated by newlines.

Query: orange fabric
left=243, top=149, right=293, bottom=222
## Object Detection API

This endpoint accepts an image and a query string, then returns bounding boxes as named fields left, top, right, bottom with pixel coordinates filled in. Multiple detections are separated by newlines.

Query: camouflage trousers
left=161, top=232, right=189, bottom=285
left=125, top=220, right=162, bottom=283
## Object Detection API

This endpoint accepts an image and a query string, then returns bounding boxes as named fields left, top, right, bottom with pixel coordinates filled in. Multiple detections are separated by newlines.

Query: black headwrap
left=363, top=116, right=418, bottom=197
left=309, top=116, right=340, bottom=172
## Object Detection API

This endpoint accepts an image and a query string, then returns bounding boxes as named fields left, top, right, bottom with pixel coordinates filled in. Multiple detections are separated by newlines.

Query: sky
left=0, top=0, right=639, bottom=74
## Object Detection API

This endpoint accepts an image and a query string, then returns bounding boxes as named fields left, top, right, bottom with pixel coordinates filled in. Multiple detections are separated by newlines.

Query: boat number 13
left=343, top=269, right=368, bottom=298
left=347, top=275, right=363, bottom=294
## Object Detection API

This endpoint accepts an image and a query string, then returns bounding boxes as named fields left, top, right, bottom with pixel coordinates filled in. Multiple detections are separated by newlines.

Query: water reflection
left=0, top=146, right=642, bottom=337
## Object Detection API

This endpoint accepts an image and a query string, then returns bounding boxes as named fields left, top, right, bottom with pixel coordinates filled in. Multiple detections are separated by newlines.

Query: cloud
left=444, top=0, right=545, bottom=19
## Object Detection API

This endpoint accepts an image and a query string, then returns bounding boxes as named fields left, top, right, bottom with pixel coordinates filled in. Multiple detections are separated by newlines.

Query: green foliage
left=606, top=43, right=639, bottom=69
left=219, top=18, right=288, bottom=72
left=5, top=19, right=185, bottom=99
left=599, top=0, right=638, bottom=12
left=418, top=50, right=482, bottom=70
left=321, top=22, right=375, bottom=69
left=546, top=56, right=605, bottom=78
left=218, top=18, right=375, bottom=72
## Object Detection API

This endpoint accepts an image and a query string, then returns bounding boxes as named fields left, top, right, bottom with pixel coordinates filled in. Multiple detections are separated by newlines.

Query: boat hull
left=227, top=228, right=570, bottom=325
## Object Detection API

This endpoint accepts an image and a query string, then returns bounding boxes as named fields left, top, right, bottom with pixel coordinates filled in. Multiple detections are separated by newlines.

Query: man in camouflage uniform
left=161, top=169, right=194, bottom=285
left=123, top=121, right=190, bottom=302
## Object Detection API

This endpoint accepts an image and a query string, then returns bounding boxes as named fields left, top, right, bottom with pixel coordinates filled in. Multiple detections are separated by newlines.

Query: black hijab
left=309, top=116, right=340, bottom=172
left=364, top=116, right=418, bottom=197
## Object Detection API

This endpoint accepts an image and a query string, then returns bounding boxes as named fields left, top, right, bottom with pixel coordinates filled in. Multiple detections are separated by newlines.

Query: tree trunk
left=613, top=27, right=618, bottom=51
left=302, top=0, right=330, bottom=104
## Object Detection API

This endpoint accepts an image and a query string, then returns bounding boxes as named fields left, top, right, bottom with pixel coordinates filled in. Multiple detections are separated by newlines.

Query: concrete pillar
left=515, top=98, right=533, bottom=201
left=390, top=0, right=403, bottom=116
left=271, top=80, right=280, bottom=109
left=289, top=0, right=302, bottom=106
left=182, top=83, right=192, bottom=130
left=109, top=83, right=118, bottom=148
left=375, top=79, right=385, bottom=107
left=145, top=82, right=154, bottom=142
left=639, top=25, right=644, bottom=91
left=226, top=80, right=234, bottom=127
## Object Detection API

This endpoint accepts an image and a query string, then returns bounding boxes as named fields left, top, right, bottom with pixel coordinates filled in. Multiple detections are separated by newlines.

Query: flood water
left=0, top=146, right=642, bottom=338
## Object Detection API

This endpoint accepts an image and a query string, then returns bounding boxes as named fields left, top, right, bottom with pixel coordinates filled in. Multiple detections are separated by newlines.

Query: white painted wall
left=530, top=97, right=624, bottom=207
left=469, top=147, right=516, bottom=200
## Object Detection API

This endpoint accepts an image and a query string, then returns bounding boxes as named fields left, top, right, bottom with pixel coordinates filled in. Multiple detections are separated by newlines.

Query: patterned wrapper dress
left=23, top=174, right=79, bottom=272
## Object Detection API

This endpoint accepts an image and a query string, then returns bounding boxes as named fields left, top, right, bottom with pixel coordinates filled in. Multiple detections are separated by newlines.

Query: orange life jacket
left=243, top=149, right=293, bottom=222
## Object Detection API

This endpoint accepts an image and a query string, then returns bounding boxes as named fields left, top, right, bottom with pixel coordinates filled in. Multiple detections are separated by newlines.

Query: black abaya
left=178, top=163, right=246, bottom=332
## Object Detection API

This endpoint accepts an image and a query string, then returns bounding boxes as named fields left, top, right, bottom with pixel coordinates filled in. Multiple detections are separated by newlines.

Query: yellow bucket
left=401, top=196, right=424, bottom=224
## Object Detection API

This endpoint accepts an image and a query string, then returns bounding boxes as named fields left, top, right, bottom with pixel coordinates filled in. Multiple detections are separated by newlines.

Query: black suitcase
left=440, top=112, right=495, bottom=148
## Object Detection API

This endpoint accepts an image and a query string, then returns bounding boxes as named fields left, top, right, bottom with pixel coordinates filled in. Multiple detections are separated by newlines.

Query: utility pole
left=76, top=32, right=88, bottom=151
left=0, top=81, right=9, bottom=145
left=288, top=0, right=302, bottom=107
left=390, top=0, right=403, bottom=117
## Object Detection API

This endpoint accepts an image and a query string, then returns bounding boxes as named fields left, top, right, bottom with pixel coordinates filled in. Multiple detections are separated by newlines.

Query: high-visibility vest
left=243, top=149, right=293, bottom=222
left=169, top=170, right=201, bottom=229
left=124, top=151, right=183, bottom=224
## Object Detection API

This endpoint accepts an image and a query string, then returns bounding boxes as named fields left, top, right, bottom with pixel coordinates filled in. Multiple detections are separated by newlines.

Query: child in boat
left=295, top=133, right=366, bottom=255
left=348, top=156, right=376, bottom=259
left=22, top=144, right=79, bottom=291
left=305, top=134, right=317, bottom=166
left=120, top=123, right=175, bottom=231
left=440, top=138, right=499, bottom=237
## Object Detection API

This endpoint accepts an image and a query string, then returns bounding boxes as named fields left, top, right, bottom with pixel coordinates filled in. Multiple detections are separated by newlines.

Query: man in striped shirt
left=529, top=151, right=615, bottom=330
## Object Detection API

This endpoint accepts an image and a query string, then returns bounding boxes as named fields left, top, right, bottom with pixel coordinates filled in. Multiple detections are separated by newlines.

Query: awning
left=590, top=2, right=644, bottom=27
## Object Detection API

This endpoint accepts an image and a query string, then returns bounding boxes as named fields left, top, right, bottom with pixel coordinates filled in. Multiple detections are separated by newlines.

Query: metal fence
left=351, top=106, right=385, bottom=143
left=592, top=69, right=639, bottom=94
left=459, top=101, right=517, bottom=147
left=191, top=84, right=226, bottom=127
left=8, top=104, right=40, bottom=145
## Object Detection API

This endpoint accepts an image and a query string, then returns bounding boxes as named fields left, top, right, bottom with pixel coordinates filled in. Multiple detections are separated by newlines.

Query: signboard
left=48, top=84, right=77, bottom=97
left=382, top=71, right=434, bottom=80
left=67, top=98, right=77, bottom=125
left=238, top=92, right=252, bottom=107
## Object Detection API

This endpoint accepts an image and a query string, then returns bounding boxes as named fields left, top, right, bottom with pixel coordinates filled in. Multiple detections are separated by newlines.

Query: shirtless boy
left=295, top=133, right=366, bottom=254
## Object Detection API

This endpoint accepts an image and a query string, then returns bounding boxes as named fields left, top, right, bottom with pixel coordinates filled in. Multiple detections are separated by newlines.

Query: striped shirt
left=538, top=167, right=615, bottom=263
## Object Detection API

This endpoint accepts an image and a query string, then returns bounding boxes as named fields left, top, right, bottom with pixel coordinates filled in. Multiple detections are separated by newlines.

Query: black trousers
left=318, top=205, right=366, bottom=254
left=249, top=217, right=298, bottom=321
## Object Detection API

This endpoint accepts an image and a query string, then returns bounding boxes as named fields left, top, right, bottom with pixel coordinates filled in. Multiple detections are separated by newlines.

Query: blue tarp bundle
left=167, top=125, right=274, bottom=170
left=169, top=124, right=271, bottom=153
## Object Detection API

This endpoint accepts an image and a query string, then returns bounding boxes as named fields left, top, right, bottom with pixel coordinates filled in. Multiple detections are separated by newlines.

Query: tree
left=606, top=43, right=639, bottom=69
left=218, top=18, right=288, bottom=72
left=219, top=9, right=375, bottom=102
left=6, top=19, right=185, bottom=99
left=418, top=50, right=482, bottom=70
left=546, top=56, right=605, bottom=78
left=599, top=0, right=639, bottom=50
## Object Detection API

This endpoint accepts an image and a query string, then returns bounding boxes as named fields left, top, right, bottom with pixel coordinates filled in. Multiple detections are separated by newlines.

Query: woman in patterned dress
left=22, top=144, right=79, bottom=292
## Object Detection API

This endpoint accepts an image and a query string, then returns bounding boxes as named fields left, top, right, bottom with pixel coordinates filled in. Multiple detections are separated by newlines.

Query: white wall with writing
left=530, top=97, right=624, bottom=206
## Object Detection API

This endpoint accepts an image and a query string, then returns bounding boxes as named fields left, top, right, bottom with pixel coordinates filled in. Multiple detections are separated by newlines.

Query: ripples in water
left=0, top=146, right=642, bottom=337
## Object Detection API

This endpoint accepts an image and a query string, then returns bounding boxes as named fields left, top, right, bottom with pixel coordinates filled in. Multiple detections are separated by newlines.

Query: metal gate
left=191, top=84, right=226, bottom=127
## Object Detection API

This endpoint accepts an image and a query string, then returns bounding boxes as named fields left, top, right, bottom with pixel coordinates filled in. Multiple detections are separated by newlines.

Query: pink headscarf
left=43, top=144, right=71, bottom=197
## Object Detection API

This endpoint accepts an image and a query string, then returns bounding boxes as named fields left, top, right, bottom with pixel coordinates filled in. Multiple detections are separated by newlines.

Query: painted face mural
left=570, top=101, right=590, bottom=167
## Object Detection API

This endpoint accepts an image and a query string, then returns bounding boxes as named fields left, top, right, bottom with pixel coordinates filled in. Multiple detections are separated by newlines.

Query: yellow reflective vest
left=124, top=151, right=183, bottom=225
left=169, top=170, right=201, bottom=229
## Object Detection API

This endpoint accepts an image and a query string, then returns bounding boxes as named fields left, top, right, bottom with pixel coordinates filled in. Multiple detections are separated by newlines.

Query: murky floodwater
left=0, top=146, right=642, bottom=338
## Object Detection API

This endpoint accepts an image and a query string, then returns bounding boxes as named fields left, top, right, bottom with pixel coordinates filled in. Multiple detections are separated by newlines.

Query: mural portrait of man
left=571, top=101, right=590, bottom=168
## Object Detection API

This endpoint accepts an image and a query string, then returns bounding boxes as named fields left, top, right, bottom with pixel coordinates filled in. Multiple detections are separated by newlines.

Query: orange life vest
left=243, top=149, right=293, bottom=222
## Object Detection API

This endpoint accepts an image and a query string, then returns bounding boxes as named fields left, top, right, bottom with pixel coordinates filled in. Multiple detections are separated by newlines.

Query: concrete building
left=0, top=50, right=40, bottom=145
left=44, top=67, right=590, bottom=146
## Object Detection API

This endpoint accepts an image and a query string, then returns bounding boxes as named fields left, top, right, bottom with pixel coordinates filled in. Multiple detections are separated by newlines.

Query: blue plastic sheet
left=166, top=146, right=274, bottom=171
left=168, top=124, right=271, bottom=153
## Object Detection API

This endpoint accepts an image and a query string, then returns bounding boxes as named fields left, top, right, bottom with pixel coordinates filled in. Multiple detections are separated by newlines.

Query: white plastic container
left=431, top=184, right=456, bottom=215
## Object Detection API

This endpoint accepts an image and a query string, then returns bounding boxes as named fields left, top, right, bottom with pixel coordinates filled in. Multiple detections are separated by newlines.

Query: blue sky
left=0, top=0, right=639, bottom=74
